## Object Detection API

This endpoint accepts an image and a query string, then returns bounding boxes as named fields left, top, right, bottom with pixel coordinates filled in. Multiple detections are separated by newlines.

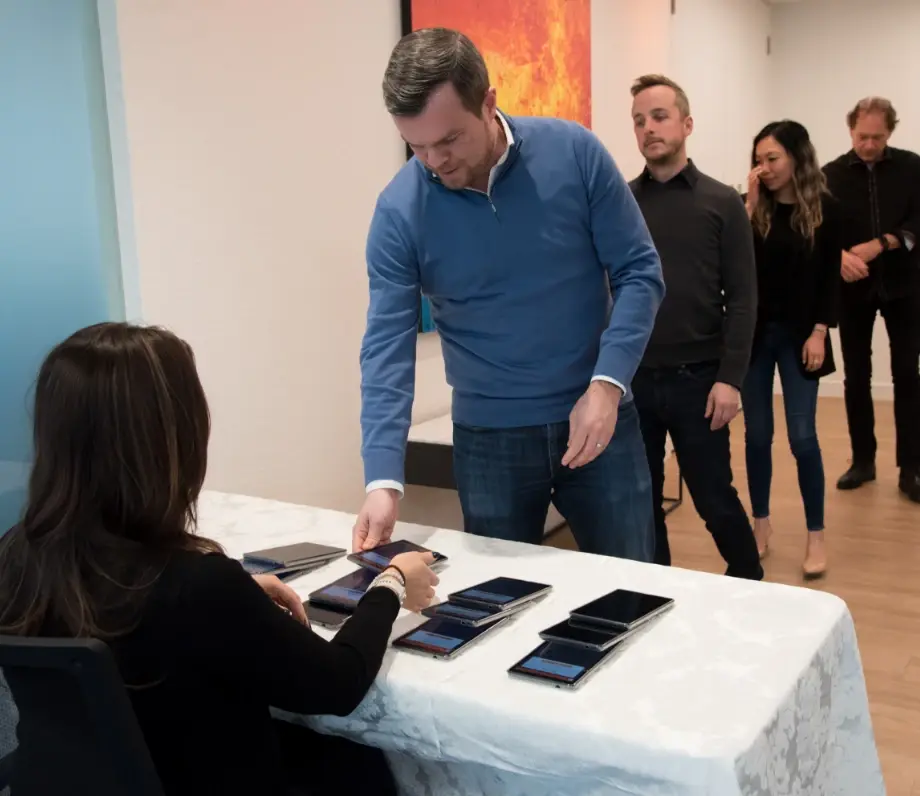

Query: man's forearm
left=593, top=264, right=664, bottom=393
left=718, top=196, right=757, bottom=388
left=717, top=286, right=756, bottom=388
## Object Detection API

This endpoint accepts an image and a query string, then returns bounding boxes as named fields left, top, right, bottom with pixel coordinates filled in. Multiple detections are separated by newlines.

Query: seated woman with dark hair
left=0, top=322, right=438, bottom=796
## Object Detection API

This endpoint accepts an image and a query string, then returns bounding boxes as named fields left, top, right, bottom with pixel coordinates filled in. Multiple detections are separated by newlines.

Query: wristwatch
left=879, top=235, right=891, bottom=252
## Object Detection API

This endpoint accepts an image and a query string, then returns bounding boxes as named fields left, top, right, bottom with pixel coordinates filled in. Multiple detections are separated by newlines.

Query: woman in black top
left=0, top=322, right=439, bottom=796
left=742, top=120, right=842, bottom=578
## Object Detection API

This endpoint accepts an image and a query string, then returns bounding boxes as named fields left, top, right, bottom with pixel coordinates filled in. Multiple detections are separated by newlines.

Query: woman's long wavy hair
left=751, top=120, right=827, bottom=245
left=0, top=323, right=221, bottom=639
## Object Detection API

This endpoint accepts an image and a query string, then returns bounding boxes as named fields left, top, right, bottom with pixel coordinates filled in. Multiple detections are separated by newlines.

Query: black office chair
left=0, top=636, right=164, bottom=795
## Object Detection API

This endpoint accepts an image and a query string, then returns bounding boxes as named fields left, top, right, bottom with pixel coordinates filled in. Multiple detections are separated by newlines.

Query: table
left=199, top=491, right=885, bottom=796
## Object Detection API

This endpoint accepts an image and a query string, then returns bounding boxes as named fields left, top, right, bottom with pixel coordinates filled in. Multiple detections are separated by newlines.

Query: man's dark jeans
left=633, top=362, right=763, bottom=580
left=452, top=400, right=655, bottom=563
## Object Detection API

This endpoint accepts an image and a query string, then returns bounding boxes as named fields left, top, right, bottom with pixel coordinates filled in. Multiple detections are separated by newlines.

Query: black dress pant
left=274, top=718, right=398, bottom=796
left=633, top=361, right=763, bottom=580
left=839, top=293, right=920, bottom=471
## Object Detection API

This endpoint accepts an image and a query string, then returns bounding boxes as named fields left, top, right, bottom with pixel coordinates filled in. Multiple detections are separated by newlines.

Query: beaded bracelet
left=366, top=573, right=405, bottom=604
left=383, top=564, right=406, bottom=585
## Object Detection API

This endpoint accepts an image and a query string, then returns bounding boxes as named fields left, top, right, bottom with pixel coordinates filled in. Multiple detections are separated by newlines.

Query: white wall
left=103, top=0, right=806, bottom=519
left=769, top=0, right=919, bottom=398
left=669, top=0, right=772, bottom=189
left=591, top=0, right=772, bottom=187
left=592, top=0, right=672, bottom=181
left=112, top=0, right=412, bottom=512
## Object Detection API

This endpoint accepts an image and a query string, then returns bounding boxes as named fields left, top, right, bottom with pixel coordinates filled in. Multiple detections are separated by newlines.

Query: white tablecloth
left=199, top=491, right=885, bottom=796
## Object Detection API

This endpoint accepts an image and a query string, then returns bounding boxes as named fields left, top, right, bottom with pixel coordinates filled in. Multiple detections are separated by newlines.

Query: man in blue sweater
left=354, top=29, right=665, bottom=560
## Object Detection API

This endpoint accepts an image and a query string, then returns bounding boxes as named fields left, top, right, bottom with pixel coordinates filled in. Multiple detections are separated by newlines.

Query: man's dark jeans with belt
left=633, top=361, right=763, bottom=580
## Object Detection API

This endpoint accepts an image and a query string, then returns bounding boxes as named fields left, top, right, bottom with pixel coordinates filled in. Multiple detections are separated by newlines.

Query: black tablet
left=421, top=598, right=531, bottom=627
left=392, top=615, right=510, bottom=659
left=305, top=603, right=351, bottom=630
left=347, top=539, right=448, bottom=572
left=244, top=541, right=345, bottom=568
left=307, top=568, right=378, bottom=611
left=538, top=618, right=637, bottom=652
left=568, top=589, right=674, bottom=631
left=447, top=577, right=552, bottom=611
left=508, top=641, right=617, bottom=690
left=240, top=557, right=329, bottom=579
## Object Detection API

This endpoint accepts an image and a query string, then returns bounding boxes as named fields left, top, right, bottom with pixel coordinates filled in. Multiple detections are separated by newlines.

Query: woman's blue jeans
left=742, top=322, right=825, bottom=531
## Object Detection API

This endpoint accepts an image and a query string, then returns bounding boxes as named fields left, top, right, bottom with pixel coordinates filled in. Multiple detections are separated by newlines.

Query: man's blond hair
left=630, top=74, right=691, bottom=118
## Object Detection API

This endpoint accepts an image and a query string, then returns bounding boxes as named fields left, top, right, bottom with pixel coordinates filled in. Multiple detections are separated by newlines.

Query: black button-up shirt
left=630, top=161, right=757, bottom=388
left=823, top=146, right=920, bottom=301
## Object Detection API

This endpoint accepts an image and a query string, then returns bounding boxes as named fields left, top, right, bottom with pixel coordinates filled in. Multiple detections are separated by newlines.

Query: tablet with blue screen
left=392, top=615, right=510, bottom=659
left=307, top=568, right=378, bottom=611
left=508, top=641, right=617, bottom=690
left=347, top=539, right=448, bottom=572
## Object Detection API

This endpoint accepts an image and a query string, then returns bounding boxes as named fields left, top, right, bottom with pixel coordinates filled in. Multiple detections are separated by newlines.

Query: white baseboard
left=771, top=380, right=895, bottom=401
left=815, top=380, right=894, bottom=400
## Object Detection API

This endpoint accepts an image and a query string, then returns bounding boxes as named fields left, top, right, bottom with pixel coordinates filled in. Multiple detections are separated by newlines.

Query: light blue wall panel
left=0, top=0, right=123, bottom=531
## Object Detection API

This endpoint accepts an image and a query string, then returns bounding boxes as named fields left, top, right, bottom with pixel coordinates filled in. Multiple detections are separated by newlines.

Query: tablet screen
left=451, top=577, right=549, bottom=606
left=394, top=617, right=493, bottom=655
left=510, top=642, right=610, bottom=685
left=309, top=568, right=378, bottom=608
left=351, top=540, right=446, bottom=570
left=571, top=590, right=673, bottom=627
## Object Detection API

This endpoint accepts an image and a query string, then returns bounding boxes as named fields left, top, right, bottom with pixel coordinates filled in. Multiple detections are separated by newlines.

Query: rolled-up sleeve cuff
left=366, top=480, right=405, bottom=497
left=591, top=374, right=627, bottom=397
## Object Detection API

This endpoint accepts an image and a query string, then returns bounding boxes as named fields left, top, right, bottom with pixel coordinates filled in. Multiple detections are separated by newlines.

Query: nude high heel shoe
left=803, top=531, right=827, bottom=578
left=753, top=518, right=773, bottom=560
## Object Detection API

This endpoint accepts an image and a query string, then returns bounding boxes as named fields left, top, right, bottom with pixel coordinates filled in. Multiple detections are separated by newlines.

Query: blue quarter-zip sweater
left=360, top=114, right=664, bottom=487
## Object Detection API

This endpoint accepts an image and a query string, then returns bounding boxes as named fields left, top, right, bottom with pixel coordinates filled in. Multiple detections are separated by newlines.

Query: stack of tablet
left=305, top=539, right=448, bottom=629
left=240, top=541, right=346, bottom=580
left=391, top=577, right=552, bottom=659
left=508, top=589, right=674, bottom=690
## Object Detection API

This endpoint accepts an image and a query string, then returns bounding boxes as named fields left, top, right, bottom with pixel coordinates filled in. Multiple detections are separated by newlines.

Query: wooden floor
left=546, top=396, right=920, bottom=795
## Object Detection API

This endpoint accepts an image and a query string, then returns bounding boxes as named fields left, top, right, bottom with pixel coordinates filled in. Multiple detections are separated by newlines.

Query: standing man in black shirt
left=629, top=75, right=762, bottom=579
left=823, top=98, right=920, bottom=503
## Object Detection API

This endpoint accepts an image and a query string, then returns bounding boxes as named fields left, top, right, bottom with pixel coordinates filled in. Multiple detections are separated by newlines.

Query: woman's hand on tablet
left=252, top=574, right=309, bottom=625
left=388, top=552, right=439, bottom=612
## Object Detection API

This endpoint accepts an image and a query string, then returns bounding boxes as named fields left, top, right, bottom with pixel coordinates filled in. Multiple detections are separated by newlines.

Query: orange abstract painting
left=407, top=0, right=592, bottom=129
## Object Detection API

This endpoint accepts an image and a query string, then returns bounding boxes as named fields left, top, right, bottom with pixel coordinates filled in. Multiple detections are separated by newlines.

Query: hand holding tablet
left=388, top=551, right=440, bottom=612
left=347, top=539, right=448, bottom=573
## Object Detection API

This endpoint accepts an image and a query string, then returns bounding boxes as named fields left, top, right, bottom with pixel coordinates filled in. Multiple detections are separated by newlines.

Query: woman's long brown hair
left=0, top=323, right=221, bottom=639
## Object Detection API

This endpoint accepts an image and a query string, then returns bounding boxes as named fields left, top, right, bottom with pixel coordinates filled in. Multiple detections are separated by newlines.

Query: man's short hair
left=630, top=74, right=691, bottom=118
left=383, top=28, right=490, bottom=117
left=847, top=97, right=899, bottom=132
